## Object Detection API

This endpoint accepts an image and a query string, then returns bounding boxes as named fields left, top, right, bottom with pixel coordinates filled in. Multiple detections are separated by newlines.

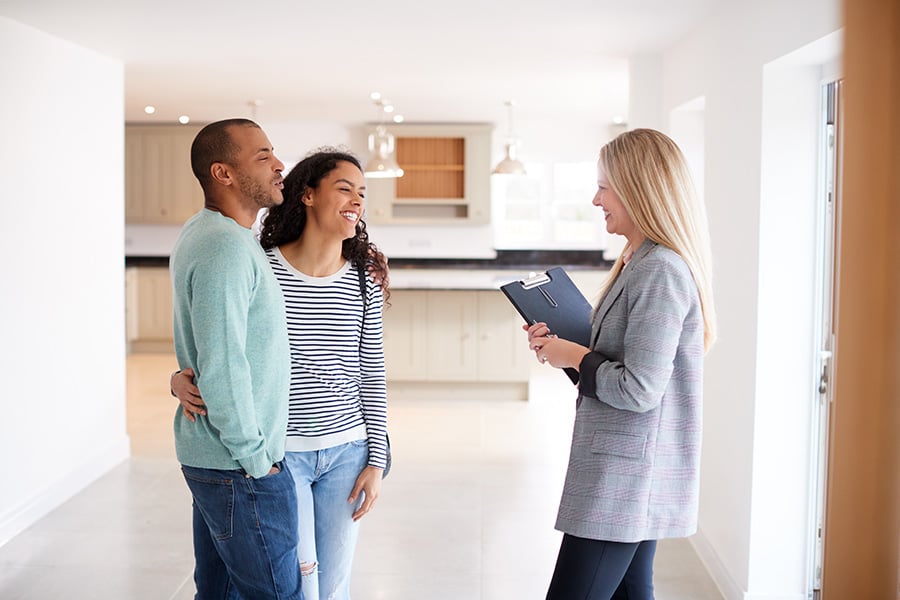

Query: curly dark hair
left=259, top=147, right=390, bottom=303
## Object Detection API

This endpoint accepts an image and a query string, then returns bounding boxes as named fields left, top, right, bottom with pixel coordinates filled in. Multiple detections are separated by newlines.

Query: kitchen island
left=125, top=251, right=611, bottom=400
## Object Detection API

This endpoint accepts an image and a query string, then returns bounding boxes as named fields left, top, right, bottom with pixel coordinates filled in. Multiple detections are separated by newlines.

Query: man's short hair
left=190, top=118, right=260, bottom=190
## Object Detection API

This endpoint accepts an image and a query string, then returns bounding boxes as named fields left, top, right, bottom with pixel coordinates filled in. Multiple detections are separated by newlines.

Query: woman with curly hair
left=173, top=148, right=390, bottom=600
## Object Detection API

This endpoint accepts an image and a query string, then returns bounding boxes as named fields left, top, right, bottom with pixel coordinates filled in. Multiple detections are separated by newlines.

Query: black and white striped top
left=265, top=247, right=389, bottom=470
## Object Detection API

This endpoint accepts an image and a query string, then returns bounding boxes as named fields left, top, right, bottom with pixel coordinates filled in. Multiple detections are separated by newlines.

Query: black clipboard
left=500, top=267, right=593, bottom=384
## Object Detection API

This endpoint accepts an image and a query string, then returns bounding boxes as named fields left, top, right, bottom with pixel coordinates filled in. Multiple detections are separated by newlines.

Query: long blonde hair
left=598, top=128, right=717, bottom=351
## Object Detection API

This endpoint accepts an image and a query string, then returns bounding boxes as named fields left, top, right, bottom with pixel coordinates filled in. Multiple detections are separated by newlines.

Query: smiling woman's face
left=592, top=161, right=636, bottom=241
left=303, top=160, right=367, bottom=241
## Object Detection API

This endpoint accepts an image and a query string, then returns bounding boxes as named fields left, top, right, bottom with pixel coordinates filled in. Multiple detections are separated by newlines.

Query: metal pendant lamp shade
left=493, top=100, right=526, bottom=175
left=493, top=141, right=526, bottom=175
left=365, top=125, right=405, bottom=178
left=365, top=94, right=405, bottom=179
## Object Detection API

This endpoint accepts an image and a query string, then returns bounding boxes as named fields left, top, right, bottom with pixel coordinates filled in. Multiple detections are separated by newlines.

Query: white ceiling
left=0, top=0, right=726, bottom=131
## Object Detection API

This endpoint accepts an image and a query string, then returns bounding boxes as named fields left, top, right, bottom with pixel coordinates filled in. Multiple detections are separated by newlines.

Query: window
left=492, top=161, right=605, bottom=250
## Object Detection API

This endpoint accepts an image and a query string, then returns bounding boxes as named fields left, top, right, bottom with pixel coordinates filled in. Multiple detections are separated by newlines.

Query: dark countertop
left=125, top=249, right=614, bottom=271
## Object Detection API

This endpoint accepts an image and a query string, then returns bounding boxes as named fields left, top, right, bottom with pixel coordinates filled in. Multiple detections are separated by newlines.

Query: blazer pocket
left=590, top=429, right=648, bottom=460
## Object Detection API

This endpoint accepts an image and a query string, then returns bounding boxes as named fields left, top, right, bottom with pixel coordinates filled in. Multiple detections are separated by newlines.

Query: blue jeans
left=181, top=461, right=303, bottom=600
left=546, top=534, right=657, bottom=600
left=285, top=440, right=369, bottom=600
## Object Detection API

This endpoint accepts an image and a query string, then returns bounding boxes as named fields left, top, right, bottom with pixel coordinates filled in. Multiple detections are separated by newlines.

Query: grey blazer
left=555, top=239, right=705, bottom=542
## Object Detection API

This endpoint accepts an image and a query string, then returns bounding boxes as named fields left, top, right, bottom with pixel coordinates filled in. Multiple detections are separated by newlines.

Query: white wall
left=646, top=2, right=841, bottom=598
left=0, top=17, right=129, bottom=546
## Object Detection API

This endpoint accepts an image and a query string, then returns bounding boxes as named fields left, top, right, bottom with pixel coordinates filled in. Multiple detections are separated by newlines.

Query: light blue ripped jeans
left=284, top=440, right=368, bottom=600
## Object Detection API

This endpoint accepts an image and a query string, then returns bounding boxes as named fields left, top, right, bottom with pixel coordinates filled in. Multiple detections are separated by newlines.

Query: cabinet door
left=382, top=290, right=428, bottom=380
left=125, top=125, right=203, bottom=224
left=461, top=127, right=491, bottom=224
left=424, top=291, right=478, bottom=380
left=125, top=268, right=139, bottom=342
left=133, top=267, right=173, bottom=341
left=169, top=126, right=204, bottom=222
left=476, top=291, right=531, bottom=382
left=140, top=129, right=176, bottom=222
left=125, top=267, right=173, bottom=344
left=124, top=134, right=146, bottom=221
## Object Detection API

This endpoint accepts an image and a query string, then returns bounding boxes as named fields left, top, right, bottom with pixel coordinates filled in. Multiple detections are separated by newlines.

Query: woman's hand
left=524, top=322, right=590, bottom=369
left=348, top=466, right=383, bottom=522
left=171, top=368, right=206, bottom=422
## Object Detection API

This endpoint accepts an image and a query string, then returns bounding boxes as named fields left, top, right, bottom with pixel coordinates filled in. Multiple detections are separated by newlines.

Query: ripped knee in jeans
left=300, top=561, right=317, bottom=577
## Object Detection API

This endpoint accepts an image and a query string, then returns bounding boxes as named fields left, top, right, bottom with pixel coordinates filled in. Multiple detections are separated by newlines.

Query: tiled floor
left=0, top=353, right=723, bottom=600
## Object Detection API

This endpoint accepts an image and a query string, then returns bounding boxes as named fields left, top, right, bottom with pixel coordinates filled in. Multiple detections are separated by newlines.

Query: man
left=170, top=118, right=302, bottom=599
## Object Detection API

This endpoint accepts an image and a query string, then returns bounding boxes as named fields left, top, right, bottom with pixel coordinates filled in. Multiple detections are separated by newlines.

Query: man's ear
left=210, top=162, right=233, bottom=186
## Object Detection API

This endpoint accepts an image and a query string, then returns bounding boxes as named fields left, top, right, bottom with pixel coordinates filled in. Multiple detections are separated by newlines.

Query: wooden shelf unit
left=365, top=124, right=492, bottom=224
left=396, top=137, right=465, bottom=199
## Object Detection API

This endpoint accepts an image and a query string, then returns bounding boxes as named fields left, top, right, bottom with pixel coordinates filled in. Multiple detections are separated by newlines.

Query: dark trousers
left=546, top=534, right=657, bottom=600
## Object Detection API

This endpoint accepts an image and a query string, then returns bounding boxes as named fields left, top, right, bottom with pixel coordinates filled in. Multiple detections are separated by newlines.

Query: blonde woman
left=526, top=128, right=716, bottom=599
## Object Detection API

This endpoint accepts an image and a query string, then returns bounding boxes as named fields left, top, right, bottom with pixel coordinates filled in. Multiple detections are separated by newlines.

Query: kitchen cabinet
left=383, top=290, right=531, bottom=385
left=381, top=290, right=428, bottom=379
left=125, top=267, right=173, bottom=353
left=125, top=124, right=203, bottom=224
left=365, top=124, right=492, bottom=225
left=475, top=290, right=534, bottom=382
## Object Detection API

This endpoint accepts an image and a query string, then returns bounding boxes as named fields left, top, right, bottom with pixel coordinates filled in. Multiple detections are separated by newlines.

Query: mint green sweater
left=170, top=209, right=290, bottom=479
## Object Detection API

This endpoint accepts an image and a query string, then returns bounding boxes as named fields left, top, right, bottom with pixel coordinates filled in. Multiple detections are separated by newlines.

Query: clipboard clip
left=519, top=272, right=551, bottom=289
left=518, top=272, right=558, bottom=308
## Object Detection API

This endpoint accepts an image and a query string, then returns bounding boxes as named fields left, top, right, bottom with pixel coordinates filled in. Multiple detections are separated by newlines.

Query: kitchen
left=123, top=119, right=619, bottom=401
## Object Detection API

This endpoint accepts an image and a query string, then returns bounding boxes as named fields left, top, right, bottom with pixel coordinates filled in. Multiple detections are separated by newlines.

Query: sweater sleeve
left=188, top=245, right=275, bottom=478
left=578, top=256, right=696, bottom=413
left=359, top=277, right=389, bottom=469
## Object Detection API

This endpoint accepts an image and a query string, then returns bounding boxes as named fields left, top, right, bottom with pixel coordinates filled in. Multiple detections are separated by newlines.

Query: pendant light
left=365, top=95, right=404, bottom=179
left=492, top=100, right=526, bottom=175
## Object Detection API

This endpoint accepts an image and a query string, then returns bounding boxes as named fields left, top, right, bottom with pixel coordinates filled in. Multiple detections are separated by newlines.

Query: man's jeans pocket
left=181, top=466, right=237, bottom=541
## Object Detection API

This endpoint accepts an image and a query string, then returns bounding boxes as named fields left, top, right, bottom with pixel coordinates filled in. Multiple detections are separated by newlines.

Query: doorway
left=807, top=78, right=842, bottom=599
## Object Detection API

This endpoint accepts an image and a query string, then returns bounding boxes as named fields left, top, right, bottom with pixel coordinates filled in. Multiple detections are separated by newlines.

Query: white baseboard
left=691, top=527, right=745, bottom=600
left=0, top=434, right=131, bottom=548
left=690, top=529, right=808, bottom=600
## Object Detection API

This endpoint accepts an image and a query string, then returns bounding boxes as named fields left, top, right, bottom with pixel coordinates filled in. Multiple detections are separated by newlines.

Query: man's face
left=227, top=125, right=285, bottom=210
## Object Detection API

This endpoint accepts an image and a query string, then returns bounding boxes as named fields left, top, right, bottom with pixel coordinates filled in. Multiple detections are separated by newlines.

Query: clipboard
left=500, top=267, right=593, bottom=384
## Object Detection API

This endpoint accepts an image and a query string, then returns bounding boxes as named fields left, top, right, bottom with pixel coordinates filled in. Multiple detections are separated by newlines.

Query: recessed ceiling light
left=144, top=105, right=156, bottom=115
left=612, top=115, right=625, bottom=125
left=370, top=91, right=382, bottom=101
left=393, top=114, right=404, bottom=123
left=178, top=115, right=190, bottom=124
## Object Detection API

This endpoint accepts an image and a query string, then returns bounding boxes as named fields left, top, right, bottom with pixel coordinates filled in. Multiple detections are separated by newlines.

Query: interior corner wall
left=649, top=0, right=841, bottom=597
left=0, top=17, right=129, bottom=546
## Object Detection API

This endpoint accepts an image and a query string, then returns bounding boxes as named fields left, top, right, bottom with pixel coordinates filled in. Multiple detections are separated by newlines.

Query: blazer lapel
left=590, top=239, right=658, bottom=347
